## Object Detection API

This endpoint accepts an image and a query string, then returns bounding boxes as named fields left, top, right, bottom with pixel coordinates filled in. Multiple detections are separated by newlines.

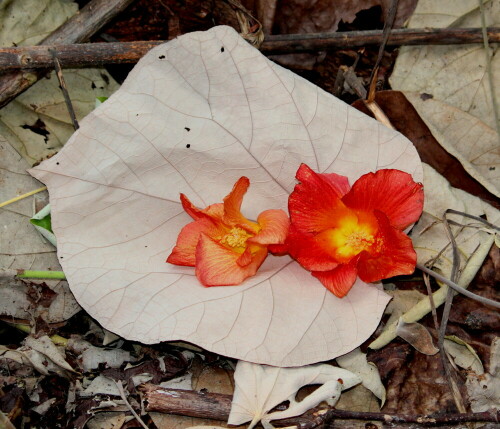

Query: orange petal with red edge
left=342, top=169, right=424, bottom=230
left=285, top=225, right=339, bottom=271
left=312, top=261, right=359, bottom=298
left=180, top=194, right=223, bottom=222
left=249, top=209, right=289, bottom=245
left=195, top=234, right=268, bottom=286
left=357, top=210, right=417, bottom=283
left=167, top=217, right=225, bottom=266
left=290, top=164, right=354, bottom=233
left=222, top=177, right=259, bottom=233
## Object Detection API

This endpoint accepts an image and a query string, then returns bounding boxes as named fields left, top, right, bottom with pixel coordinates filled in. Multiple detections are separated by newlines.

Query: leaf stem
left=0, top=186, right=47, bottom=209
left=16, top=270, right=66, bottom=280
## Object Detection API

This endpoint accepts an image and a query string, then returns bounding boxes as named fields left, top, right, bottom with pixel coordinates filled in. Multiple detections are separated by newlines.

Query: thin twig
left=0, top=187, right=47, bottom=209
left=367, top=0, right=399, bottom=93
left=1, top=28, right=499, bottom=70
left=436, top=213, right=467, bottom=413
left=50, top=50, right=79, bottom=130
left=115, top=380, right=149, bottom=429
left=0, top=0, right=136, bottom=109
left=141, top=385, right=500, bottom=426
left=417, top=263, right=500, bottom=309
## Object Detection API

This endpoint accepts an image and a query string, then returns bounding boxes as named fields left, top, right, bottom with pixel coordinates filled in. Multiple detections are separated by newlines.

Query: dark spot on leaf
left=91, top=81, right=96, bottom=90
left=186, top=144, right=191, bottom=148
left=220, top=46, right=224, bottom=52
left=20, top=119, right=50, bottom=144
left=159, top=55, right=165, bottom=59
left=420, top=93, right=433, bottom=101
left=100, top=73, right=110, bottom=85
left=184, top=127, right=190, bottom=132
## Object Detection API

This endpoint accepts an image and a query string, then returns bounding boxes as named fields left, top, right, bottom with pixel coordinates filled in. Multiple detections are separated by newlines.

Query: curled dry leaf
left=228, top=360, right=360, bottom=429
left=395, top=319, right=439, bottom=356
left=444, top=335, right=484, bottom=375
left=30, top=26, right=423, bottom=367
left=23, top=335, right=75, bottom=375
left=336, top=347, right=386, bottom=406
left=466, top=337, right=500, bottom=412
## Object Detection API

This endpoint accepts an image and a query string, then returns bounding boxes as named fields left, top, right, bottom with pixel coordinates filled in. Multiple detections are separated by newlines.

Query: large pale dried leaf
left=466, top=337, right=500, bottom=412
left=391, top=0, right=500, bottom=198
left=0, top=278, right=80, bottom=324
left=0, top=0, right=119, bottom=165
left=228, top=361, right=360, bottom=428
left=391, top=0, right=499, bottom=130
left=404, top=93, right=499, bottom=197
left=0, top=136, right=57, bottom=270
left=0, top=136, right=80, bottom=321
left=0, top=0, right=77, bottom=46
left=30, top=26, right=422, bottom=367
left=336, top=348, right=386, bottom=406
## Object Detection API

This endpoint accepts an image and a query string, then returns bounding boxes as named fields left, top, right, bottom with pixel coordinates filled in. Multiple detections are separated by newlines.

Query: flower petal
left=249, top=209, right=290, bottom=245
left=320, top=172, right=351, bottom=197
left=285, top=225, right=339, bottom=271
left=180, top=193, right=223, bottom=222
left=195, top=234, right=267, bottom=286
left=167, top=218, right=225, bottom=266
left=342, top=169, right=424, bottom=230
left=222, top=177, right=259, bottom=233
left=311, top=261, right=359, bottom=298
left=357, top=210, right=417, bottom=283
left=289, top=164, right=354, bottom=233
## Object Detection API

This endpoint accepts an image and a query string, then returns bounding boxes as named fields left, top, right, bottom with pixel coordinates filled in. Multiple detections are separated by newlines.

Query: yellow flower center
left=321, top=211, right=380, bottom=264
left=219, top=227, right=252, bottom=250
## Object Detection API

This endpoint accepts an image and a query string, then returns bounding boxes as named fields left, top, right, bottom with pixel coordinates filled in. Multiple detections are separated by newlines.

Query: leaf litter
left=0, top=0, right=495, bottom=428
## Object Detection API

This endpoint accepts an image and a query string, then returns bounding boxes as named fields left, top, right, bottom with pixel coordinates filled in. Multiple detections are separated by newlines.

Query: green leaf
left=30, top=213, right=52, bottom=232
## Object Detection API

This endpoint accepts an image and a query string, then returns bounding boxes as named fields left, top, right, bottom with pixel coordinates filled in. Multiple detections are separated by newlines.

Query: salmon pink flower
left=167, top=177, right=290, bottom=286
left=281, top=164, right=424, bottom=298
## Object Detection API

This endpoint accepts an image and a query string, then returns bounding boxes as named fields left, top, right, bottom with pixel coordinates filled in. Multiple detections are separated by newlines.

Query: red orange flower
left=167, top=177, right=290, bottom=286
left=280, top=164, right=424, bottom=298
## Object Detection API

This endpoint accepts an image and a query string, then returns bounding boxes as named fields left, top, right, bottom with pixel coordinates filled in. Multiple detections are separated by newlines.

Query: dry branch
left=0, top=28, right=498, bottom=71
left=0, top=0, right=136, bottom=109
left=140, top=384, right=500, bottom=427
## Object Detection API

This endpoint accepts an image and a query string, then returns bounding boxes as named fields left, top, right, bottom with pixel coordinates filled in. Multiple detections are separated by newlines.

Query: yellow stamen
left=220, top=227, right=251, bottom=249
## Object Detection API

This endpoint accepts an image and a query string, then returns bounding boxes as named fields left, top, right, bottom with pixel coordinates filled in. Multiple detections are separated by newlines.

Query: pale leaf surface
left=444, top=336, right=484, bottom=375
left=336, top=347, right=386, bottom=406
left=466, top=337, right=500, bottom=412
left=391, top=0, right=500, bottom=129
left=0, top=136, right=80, bottom=322
left=404, top=93, right=499, bottom=197
left=0, top=0, right=119, bottom=166
left=228, top=360, right=360, bottom=428
left=30, top=26, right=422, bottom=367
left=411, top=164, right=500, bottom=279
